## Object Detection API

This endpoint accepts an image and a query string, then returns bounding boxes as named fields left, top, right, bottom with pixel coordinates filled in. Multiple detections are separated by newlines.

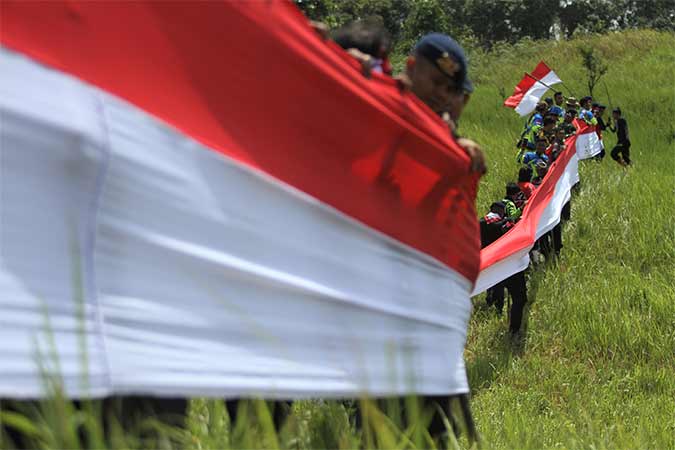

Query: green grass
left=2, top=29, right=674, bottom=449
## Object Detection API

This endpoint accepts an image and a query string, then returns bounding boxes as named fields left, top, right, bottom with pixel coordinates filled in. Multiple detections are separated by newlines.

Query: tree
left=579, top=46, right=608, bottom=97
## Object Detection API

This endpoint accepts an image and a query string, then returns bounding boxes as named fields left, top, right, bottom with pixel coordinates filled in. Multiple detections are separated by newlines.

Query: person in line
left=403, top=33, right=486, bottom=173
left=565, top=96, right=580, bottom=111
left=526, top=101, right=548, bottom=129
left=548, top=127, right=566, bottom=161
left=519, top=136, right=550, bottom=170
left=531, top=161, right=548, bottom=186
left=540, top=115, right=558, bottom=143
left=578, top=96, right=594, bottom=119
left=479, top=204, right=527, bottom=332
left=548, top=92, right=565, bottom=120
left=517, top=166, right=536, bottom=199
left=503, top=182, right=526, bottom=220
left=327, top=26, right=486, bottom=174
left=607, top=107, right=631, bottom=166
left=331, top=18, right=393, bottom=76
left=561, top=109, right=578, bottom=137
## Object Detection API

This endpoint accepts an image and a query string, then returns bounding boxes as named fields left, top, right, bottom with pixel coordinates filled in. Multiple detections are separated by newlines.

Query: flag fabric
left=573, top=119, right=604, bottom=159
left=0, top=1, right=479, bottom=399
left=472, top=125, right=581, bottom=295
left=504, top=62, right=562, bottom=117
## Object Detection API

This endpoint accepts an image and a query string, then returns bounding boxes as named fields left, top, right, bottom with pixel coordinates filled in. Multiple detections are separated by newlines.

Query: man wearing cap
left=607, top=107, right=631, bottom=166
left=565, top=96, right=580, bottom=110
left=403, top=33, right=485, bottom=174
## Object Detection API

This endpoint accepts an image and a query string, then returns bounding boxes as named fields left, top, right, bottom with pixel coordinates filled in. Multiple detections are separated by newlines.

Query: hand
left=309, top=21, right=329, bottom=40
left=393, top=73, right=412, bottom=92
left=457, top=137, right=487, bottom=174
left=346, top=48, right=374, bottom=78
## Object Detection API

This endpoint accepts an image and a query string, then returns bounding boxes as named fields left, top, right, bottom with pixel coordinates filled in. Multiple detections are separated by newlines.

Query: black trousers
left=486, top=271, right=528, bottom=333
left=552, top=224, right=563, bottom=255
left=611, top=141, right=631, bottom=164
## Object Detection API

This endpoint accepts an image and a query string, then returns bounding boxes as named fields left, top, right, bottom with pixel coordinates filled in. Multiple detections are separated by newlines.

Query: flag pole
left=524, top=72, right=556, bottom=91
left=525, top=72, right=574, bottom=97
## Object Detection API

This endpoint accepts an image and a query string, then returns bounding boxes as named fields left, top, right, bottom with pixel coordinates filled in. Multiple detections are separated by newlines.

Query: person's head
left=490, top=201, right=506, bottom=217
left=564, top=109, right=576, bottom=123
left=554, top=91, right=564, bottom=106
left=544, top=97, right=553, bottom=106
left=543, top=115, right=557, bottom=130
left=612, top=107, right=622, bottom=119
left=535, top=161, right=548, bottom=178
left=581, top=96, right=592, bottom=109
left=506, top=182, right=520, bottom=199
left=535, top=101, right=548, bottom=113
left=406, top=33, right=472, bottom=114
left=331, top=18, right=390, bottom=60
left=597, top=105, right=606, bottom=117
left=535, top=136, right=548, bottom=153
left=565, top=96, right=580, bottom=109
left=518, top=166, right=533, bottom=183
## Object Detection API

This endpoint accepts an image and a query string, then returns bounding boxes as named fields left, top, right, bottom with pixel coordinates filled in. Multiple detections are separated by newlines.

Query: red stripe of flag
left=504, top=61, right=554, bottom=109
left=0, top=1, right=481, bottom=281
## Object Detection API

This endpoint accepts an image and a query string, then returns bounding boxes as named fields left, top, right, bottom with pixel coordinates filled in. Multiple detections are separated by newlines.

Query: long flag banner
left=472, top=121, right=599, bottom=295
left=504, top=61, right=562, bottom=116
left=0, top=1, right=480, bottom=399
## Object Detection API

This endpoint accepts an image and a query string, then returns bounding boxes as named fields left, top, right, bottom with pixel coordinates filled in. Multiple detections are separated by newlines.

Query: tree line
left=295, top=0, right=675, bottom=52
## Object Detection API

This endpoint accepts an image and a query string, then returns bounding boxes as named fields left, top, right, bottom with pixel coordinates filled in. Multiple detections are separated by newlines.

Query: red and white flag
left=504, top=61, right=562, bottom=116
left=574, top=119, right=604, bottom=159
left=0, top=1, right=479, bottom=399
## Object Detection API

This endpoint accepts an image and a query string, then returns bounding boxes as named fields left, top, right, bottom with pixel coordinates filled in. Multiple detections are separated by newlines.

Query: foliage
left=578, top=46, right=608, bottom=97
left=295, top=0, right=675, bottom=49
left=2, top=30, right=675, bottom=450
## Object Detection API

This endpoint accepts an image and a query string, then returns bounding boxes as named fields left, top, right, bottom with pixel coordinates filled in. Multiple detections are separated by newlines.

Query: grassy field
left=2, top=30, right=674, bottom=449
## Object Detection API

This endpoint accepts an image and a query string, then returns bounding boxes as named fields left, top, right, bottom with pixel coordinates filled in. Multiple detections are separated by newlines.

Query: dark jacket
left=609, top=117, right=630, bottom=143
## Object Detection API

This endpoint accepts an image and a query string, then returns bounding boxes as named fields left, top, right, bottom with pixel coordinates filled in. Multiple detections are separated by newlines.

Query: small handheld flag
left=504, top=61, right=562, bottom=117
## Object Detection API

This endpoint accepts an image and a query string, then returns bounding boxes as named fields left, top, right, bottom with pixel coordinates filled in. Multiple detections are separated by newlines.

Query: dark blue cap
left=414, top=33, right=473, bottom=93
left=490, top=201, right=506, bottom=211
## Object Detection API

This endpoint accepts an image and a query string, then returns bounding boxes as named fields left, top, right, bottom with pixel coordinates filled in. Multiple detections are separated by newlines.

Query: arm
left=505, top=201, right=522, bottom=220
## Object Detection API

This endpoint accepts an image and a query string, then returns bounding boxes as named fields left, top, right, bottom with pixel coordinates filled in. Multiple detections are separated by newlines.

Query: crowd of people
left=480, top=90, right=631, bottom=334
left=326, top=18, right=631, bottom=337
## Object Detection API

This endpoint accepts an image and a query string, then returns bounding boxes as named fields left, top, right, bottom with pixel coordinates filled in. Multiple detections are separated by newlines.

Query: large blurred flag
left=0, top=1, right=479, bottom=399
left=504, top=61, right=562, bottom=116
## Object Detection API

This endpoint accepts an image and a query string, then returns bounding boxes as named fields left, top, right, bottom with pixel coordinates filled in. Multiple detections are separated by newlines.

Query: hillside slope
left=1, top=30, right=673, bottom=450
left=463, top=29, right=675, bottom=449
